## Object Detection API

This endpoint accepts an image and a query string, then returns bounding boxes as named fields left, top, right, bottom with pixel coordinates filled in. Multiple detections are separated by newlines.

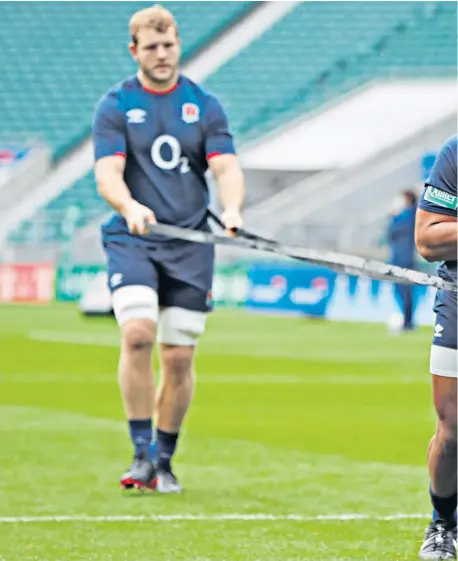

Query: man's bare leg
left=153, top=307, right=206, bottom=492
left=428, top=376, right=457, bottom=522
left=112, top=285, right=159, bottom=490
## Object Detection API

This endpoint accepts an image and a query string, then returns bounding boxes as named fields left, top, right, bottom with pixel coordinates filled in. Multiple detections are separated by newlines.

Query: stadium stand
left=0, top=1, right=254, bottom=159
left=2, top=1, right=254, bottom=246
left=205, top=1, right=456, bottom=142
left=6, top=172, right=109, bottom=245
left=4, top=1, right=456, bottom=247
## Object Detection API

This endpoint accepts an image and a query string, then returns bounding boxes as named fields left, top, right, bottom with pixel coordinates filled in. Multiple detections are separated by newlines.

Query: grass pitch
left=0, top=304, right=436, bottom=560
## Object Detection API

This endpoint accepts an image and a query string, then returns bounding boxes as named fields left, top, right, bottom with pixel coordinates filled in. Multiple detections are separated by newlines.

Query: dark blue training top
left=92, top=74, right=235, bottom=242
left=387, top=206, right=416, bottom=268
left=418, top=134, right=457, bottom=304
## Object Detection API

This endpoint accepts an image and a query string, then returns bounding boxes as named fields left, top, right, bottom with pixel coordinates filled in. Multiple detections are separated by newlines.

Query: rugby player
left=92, top=5, right=245, bottom=492
left=416, top=134, right=457, bottom=559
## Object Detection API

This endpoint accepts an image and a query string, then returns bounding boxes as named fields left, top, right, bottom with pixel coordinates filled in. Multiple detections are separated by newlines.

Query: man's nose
left=156, top=45, right=167, bottom=58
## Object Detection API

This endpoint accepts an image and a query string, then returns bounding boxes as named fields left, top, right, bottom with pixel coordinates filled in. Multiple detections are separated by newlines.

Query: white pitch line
left=0, top=513, right=429, bottom=523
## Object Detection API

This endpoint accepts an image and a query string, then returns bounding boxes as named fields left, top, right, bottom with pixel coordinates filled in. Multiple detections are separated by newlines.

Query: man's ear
left=176, top=35, right=182, bottom=55
left=129, top=42, right=138, bottom=61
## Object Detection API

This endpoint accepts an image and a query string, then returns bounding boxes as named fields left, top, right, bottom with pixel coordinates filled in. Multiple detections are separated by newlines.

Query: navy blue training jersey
left=418, top=134, right=457, bottom=308
left=92, top=74, right=235, bottom=241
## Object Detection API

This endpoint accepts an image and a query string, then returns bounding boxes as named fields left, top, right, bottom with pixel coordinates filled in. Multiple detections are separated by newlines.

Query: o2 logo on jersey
left=182, top=103, right=200, bottom=124
left=151, top=135, right=190, bottom=174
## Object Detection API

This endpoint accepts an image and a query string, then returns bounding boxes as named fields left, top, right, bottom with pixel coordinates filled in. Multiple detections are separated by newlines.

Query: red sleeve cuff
left=114, top=152, right=126, bottom=158
left=206, top=152, right=221, bottom=161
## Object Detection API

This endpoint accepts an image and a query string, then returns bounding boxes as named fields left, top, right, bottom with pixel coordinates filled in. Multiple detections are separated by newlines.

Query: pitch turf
left=0, top=303, right=436, bottom=560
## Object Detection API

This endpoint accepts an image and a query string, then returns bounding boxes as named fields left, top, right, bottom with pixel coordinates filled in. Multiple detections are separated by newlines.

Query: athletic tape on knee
left=112, top=285, right=159, bottom=326
left=158, top=307, right=206, bottom=346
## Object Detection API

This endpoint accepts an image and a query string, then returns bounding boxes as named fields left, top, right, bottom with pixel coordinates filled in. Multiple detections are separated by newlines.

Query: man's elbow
left=415, top=232, right=443, bottom=262
left=415, top=230, right=435, bottom=262
left=95, top=174, right=110, bottom=198
left=96, top=182, right=106, bottom=199
left=416, top=243, right=437, bottom=263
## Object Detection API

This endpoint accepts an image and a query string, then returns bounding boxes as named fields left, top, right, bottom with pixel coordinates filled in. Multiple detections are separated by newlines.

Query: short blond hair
left=129, top=4, right=178, bottom=44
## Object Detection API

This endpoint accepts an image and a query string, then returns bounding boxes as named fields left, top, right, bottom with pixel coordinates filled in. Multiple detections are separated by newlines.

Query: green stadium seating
left=7, top=172, right=111, bottom=245
left=0, top=1, right=254, bottom=160
left=204, top=1, right=456, bottom=142
left=3, top=1, right=253, bottom=246
left=7, top=1, right=457, bottom=246
left=359, top=2, right=457, bottom=78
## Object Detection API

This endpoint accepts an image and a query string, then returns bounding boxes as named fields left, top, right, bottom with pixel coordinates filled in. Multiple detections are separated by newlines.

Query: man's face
left=130, top=27, right=180, bottom=85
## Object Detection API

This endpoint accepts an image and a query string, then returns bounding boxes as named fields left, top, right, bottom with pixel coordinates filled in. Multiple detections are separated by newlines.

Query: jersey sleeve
left=204, top=95, right=236, bottom=160
left=418, top=136, right=457, bottom=217
left=92, top=92, right=126, bottom=161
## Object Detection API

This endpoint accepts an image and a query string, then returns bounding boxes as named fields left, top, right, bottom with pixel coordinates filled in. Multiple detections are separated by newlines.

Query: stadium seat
left=0, top=1, right=254, bottom=160
left=9, top=172, right=110, bottom=246
left=204, top=1, right=456, bottom=142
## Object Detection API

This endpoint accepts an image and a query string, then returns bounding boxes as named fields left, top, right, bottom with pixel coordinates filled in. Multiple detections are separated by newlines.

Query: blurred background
left=0, top=0, right=456, bottom=323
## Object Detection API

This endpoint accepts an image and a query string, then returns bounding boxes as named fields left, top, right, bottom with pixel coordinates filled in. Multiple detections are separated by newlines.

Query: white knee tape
left=158, top=307, right=207, bottom=346
left=112, top=285, right=159, bottom=326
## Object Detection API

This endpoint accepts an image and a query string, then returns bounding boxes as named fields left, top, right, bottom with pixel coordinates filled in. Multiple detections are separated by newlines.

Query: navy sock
left=128, top=419, right=153, bottom=458
left=156, top=428, right=179, bottom=471
left=149, top=440, right=157, bottom=462
left=430, top=485, right=457, bottom=525
left=433, top=508, right=457, bottom=524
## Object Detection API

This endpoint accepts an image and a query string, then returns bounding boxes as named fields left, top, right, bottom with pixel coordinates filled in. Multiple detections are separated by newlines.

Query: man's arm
left=208, top=153, right=245, bottom=229
left=95, top=155, right=156, bottom=236
left=415, top=209, right=457, bottom=263
left=92, top=94, right=155, bottom=235
left=416, top=136, right=457, bottom=262
left=204, top=95, right=245, bottom=231
left=95, top=155, right=131, bottom=215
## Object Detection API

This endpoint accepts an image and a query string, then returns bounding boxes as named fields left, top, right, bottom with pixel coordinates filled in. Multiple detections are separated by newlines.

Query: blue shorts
left=432, top=291, right=457, bottom=350
left=430, top=290, right=457, bottom=377
left=102, top=237, right=214, bottom=313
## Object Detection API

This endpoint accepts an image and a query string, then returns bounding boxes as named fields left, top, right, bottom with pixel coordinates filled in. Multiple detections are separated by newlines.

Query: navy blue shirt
left=92, top=74, right=235, bottom=241
left=387, top=206, right=416, bottom=268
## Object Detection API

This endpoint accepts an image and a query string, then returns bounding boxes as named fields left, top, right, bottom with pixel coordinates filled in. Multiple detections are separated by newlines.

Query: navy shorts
left=102, top=237, right=214, bottom=313
left=432, top=291, right=457, bottom=350
left=430, top=291, right=457, bottom=377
